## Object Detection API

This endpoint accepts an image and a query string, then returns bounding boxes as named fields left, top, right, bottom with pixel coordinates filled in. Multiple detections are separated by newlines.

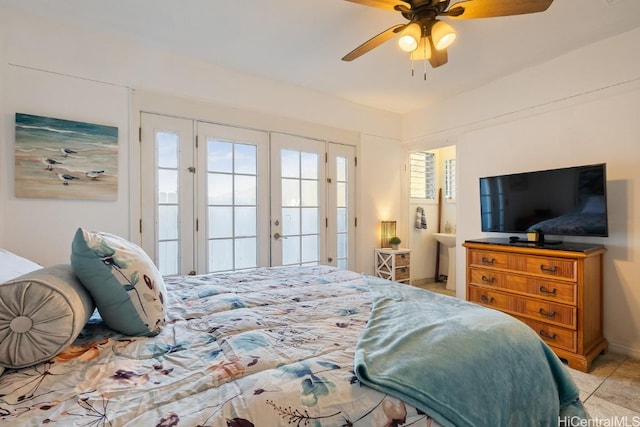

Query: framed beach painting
left=14, top=113, right=118, bottom=200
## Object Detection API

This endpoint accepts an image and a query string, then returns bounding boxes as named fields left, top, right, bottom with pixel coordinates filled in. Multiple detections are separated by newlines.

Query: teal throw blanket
left=354, top=277, right=588, bottom=427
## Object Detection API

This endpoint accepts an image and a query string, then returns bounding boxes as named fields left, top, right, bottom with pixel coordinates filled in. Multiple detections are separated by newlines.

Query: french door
left=270, top=133, right=326, bottom=266
left=196, top=122, right=271, bottom=273
left=327, top=143, right=356, bottom=270
left=140, top=113, right=355, bottom=275
left=140, top=114, right=195, bottom=275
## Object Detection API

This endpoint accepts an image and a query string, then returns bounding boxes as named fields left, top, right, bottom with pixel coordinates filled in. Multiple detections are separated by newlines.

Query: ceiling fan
left=342, top=0, right=554, bottom=72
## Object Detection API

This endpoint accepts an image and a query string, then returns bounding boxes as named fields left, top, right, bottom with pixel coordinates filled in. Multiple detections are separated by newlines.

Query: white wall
left=403, top=28, right=640, bottom=358
left=1, top=65, right=131, bottom=266
left=356, top=134, right=405, bottom=274
left=0, top=8, right=405, bottom=271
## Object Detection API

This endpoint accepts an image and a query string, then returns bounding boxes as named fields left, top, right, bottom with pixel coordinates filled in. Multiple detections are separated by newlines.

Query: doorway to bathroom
left=407, top=144, right=457, bottom=295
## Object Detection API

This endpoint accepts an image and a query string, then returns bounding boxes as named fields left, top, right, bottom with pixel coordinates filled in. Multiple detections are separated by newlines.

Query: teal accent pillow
left=70, top=228, right=166, bottom=336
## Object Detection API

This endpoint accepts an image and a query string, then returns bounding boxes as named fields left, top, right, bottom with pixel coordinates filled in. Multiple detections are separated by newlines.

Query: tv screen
left=479, top=163, right=608, bottom=237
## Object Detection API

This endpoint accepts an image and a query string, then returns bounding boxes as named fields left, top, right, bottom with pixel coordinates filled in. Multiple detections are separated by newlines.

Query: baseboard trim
left=607, top=341, right=640, bottom=359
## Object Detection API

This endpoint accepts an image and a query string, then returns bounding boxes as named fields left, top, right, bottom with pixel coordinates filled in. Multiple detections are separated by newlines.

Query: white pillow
left=0, top=248, right=41, bottom=283
left=581, top=195, right=606, bottom=214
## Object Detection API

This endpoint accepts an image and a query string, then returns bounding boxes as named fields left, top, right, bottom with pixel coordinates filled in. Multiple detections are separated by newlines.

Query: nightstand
left=374, top=248, right=411, bottom=284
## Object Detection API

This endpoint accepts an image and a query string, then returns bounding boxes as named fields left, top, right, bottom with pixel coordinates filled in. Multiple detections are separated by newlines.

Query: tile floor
left=411, top=279, right=640, bottom=422
left=568, top=352, right=640, bottom=421
left=412, top=278, right=456, bottom=297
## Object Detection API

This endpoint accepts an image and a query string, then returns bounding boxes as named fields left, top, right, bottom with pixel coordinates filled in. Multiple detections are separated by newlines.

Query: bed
left=527, top=195, right=608, bottom=236
left=528, top=212, right=607, bottom=236
left=0, top=230, right=587, bottom=427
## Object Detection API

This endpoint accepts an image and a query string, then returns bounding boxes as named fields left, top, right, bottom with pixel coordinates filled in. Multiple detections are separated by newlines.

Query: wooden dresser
left=463, top=239, right=607, bottom=372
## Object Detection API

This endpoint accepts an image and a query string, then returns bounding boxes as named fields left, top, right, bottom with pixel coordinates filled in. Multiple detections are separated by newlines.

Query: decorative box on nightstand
left=374, top=248, right=411, bottom=284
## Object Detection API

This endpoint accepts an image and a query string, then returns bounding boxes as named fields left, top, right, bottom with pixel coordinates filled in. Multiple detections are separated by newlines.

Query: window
left=409, top=151, right=435, bottom=199
left=444, top=158, right=456, bottom=200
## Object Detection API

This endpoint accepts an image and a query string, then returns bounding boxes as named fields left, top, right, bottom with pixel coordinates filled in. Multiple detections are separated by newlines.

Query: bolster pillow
left=0, top=265, right=95, bottom=370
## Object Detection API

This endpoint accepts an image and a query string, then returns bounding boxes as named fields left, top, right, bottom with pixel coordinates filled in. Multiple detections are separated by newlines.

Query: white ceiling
left=2, top=0, right=640, bottom=114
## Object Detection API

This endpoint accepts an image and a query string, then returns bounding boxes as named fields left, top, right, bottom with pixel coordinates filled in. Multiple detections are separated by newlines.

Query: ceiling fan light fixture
left=432, top=20, right=456, bottom=50
left=410, top=37, right=431, bottom=60
left=397, top=22, right=422, bottom=52
left=341, top=0, right=555, bottom=72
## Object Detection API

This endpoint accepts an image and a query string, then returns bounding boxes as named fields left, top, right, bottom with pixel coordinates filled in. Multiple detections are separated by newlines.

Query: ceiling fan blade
left=427, top=37, right=448, bottom=68
left=447, top=0, right=553, bottom=19
left=343, top=0, right=409, bottom=12
left=342, top=24, right=406, bottom=61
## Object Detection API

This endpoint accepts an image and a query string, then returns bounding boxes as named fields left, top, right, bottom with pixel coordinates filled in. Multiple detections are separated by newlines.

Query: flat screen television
left=479, top=163, right=608, bottom=238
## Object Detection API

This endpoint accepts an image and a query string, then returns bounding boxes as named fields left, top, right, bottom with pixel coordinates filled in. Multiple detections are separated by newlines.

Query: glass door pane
left=197, top=122, right=269, bottom=273
left=207, top=140, right=256, bottom=272
left=270, top=134, right=326, bottom=267
left=281, top=149, right=319, bottom=265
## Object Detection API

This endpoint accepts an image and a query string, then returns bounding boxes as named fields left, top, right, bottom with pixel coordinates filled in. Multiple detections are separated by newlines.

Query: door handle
left=273, top=232, right=287, bottom=240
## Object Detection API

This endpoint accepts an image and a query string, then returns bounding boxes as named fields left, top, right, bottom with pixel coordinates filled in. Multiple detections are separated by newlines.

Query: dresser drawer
left=469, top=285, right=576, bottom=329
left=470, top=249, right=578, bottom=281
left=527, top=278, right=576, bottom=305
left=470, top=268, right=576, bottom=305
left=469, top=250, right=509, bottom=269
left=520, top=298, right=576, bottom=329
left=467, top=285, right=515, bottom=312
left=395, top=252, right=410, bottom=267
left=515, top=316, right=577, bottom=353
left=395, top=266, right=410, bottom=280
left=469, top=268, right=505, bottom=287
left=526, top=256, right=576, bottom=280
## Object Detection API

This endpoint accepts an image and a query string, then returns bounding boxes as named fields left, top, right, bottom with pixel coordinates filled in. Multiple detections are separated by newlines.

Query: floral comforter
left=0, top=265, right=436, bottom=426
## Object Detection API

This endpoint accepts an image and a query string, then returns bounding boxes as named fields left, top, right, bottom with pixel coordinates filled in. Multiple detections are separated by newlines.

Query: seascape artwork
left=15, top=113, right=118, bottom=200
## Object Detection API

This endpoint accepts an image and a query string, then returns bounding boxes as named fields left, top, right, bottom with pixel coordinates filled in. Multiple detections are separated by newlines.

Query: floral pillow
left=70, top=228, right=166, bottom=336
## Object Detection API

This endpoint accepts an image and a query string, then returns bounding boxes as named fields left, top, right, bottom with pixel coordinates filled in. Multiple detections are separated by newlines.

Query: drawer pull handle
left=540, top=265, right=558, bottom=273
left=539, top=286, right=557, bottom=296
left=481, top=275, right=495, bottom=284
left=481, top=257, right=496, bottom=265
left=538, top=308, right=557, bottom=319
left=539, top=330, right=558, bottom=340
left=480, top=295, right=495, bottom=304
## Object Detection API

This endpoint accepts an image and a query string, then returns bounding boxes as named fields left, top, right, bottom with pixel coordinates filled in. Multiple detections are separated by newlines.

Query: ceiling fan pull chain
left=423, top=39, right=428, bottom=80
left=423, top=58, right=427, bottom=80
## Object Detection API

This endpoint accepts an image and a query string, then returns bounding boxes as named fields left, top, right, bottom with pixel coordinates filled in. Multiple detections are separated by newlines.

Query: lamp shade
left=380, top=221, right=397, bottom=248
left=432, top=20, right=456, bottom=50
left=397, top=22, right=422, bottom=52
left=410, top=36, right=431, bottom=60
